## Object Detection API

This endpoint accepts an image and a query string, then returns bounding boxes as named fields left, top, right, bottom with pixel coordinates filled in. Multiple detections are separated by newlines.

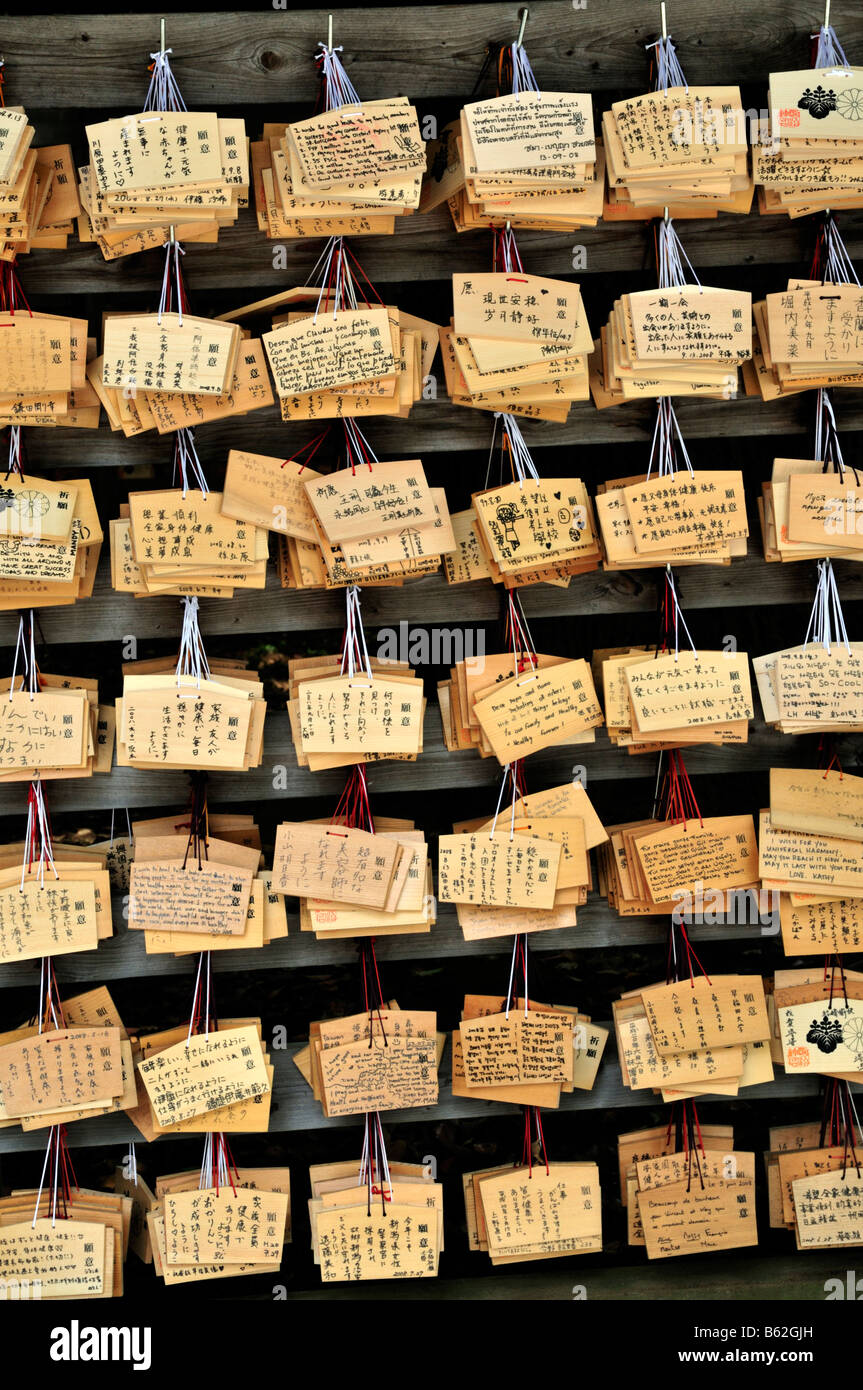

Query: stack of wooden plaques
left=428, top=84, right=602, bottom=232
left=302, top=456, right=455, bottom=586
left=79, top=111, right=248, bottom=260
left=0, top=839, right=116, bottom=973
left=438, top=647, right=602, bottom=763
left=285, top=652, right=425, bottom=770
left=309, top=1158, right=443, bottom=1282
left=439, top=826, right=567, bottom=916
left=294, top=1008, right=441, bottom=1118
left=760, top=456, right=863, bottom=562
left=614, top=973, right=772, bottom=1101
left=0, top=474, right=103, bottom=610
left=106, top=1161, right=262, bottom=1275
left=0, top=848, right=113, bottom=964
left=757, top=62, right=863, bottom=217
left=442, top=271, right=592, bottom=420
left=465, top=1159, right=603, bottom=1263
left=128, top=813, right=287, bottom=958
left=111, top=489, right=268, bottom=599
left=0, top=1186, right=131, bottom=1297
left=260, top=295, right=421, bottom=424
left=277, top=529, right=440, bottom=590
left=219, top=285, right=439, bottom=428
left=93, top=309, right=263, bottom=437
left=222, top=443, right=447, bottom=590
left=0, top=121, right=80, bottom=256
left=593, top=282, right=751, bottom=403
left=443, top=468, right=599, bottom=587
left=750, top=279, right=863, bottom=397
left=91, top=334, right=273, bottom=439
left=133, top=1020, right=272, bottom=1141
left=147, top=1168, right=290, bottom=1287
left=755, top=621, right=863, bottom=737
left=101, top=313, right=241, bottom=398
left=440, top=784, right=604, bottom=939
left=765, top=1110, right=863, bottom=1249
left=629, top=1146, right=759, bottom=1259
left=600, top=645, right=754, bottom=752
left=598, top=811, right=760, bottom=918
left=602, top=84, right=752, bottom=218
left=0, top=986, right=132, bottom=1137
left=618, top=1122, right=734, bottom=1248
left=761, top=772, right=863, bottom=946
left=257, top=96, right=424, bottom=241
left=596, top=464, right=748, bottom=569
left=273, top=817, right=434, bottom=940
left=440, top=780, right=607, bottom=941
left=0, top=108, right=43, bottom=244
left=0, top=670, right=114, bottom=781
left=0, top=308, right=99, bottom=429
left=117, top=658, right=266, bottom=770
left=453, top=992, right=607, bottom=1106
left=471, top=475, right=601, bottom=588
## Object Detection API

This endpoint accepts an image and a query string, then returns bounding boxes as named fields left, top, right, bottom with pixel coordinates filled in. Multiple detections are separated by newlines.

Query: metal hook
left=516, top=7, right=529, bottom=48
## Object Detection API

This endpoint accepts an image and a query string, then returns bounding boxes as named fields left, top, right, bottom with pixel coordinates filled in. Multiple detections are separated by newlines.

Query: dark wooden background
left=0, top=0, right=859, bottom=1300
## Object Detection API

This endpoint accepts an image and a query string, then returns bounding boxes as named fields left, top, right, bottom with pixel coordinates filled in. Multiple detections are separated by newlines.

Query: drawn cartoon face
left=496, top=502, right=523, bottom=549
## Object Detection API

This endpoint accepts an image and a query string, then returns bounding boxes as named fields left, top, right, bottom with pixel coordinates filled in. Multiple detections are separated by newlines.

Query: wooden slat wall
left=0, top=0, right=860, bottom=1300
left=4, top=2, right=861, bottom=103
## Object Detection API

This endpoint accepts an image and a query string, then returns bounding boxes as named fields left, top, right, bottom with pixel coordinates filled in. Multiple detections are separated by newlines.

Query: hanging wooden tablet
left=295, top=1005, right=440, bottom=1118
left=256, top=33, right=421, bottom=239
left=426, top=29, right=602, bottom=234
left=79, top=43, right=247, bottom=257
left=602, top=31, right=752, bottom=219
left=756, top=26, right=863, bottom=217
left=137, top=1022, right=271, bottom=1132
left=634, top=1149, right=758, bottom=1259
